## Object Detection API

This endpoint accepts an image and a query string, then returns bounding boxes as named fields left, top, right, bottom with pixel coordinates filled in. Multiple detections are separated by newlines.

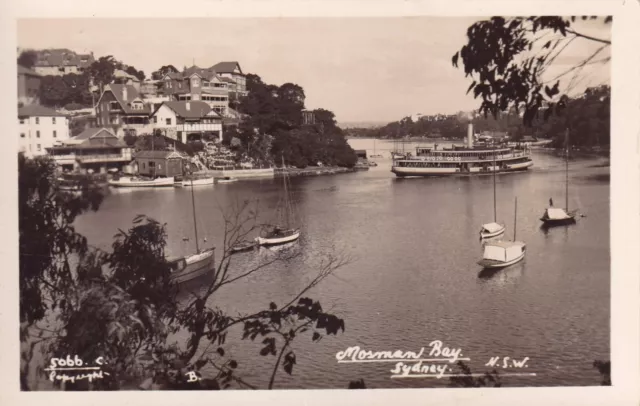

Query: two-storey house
left=95, top=84, right=154, bottom=137
left=18, top=105, right=70, bottom=158
left=33, top=49, right=95, bottom=76
left=18, top=65, right=41, bottom=106
left=150, top=101, right=223, bottom=143
left=46, top=127, right=133, bottom=173
left=210, top=61, right=247, bottom=95
left=159, top=66, right=231, bottom=116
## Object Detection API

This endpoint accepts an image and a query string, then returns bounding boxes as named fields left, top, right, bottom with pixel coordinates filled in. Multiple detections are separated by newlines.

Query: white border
left=1, top=1, right=638, bottom=405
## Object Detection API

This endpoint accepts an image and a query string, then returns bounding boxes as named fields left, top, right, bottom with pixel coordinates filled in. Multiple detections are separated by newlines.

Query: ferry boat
left=391, top=124, right=533, bottom=177
left=108, top=176, right=175, bottom=188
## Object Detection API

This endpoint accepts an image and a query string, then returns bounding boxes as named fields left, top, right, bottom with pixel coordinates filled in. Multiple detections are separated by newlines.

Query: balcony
left=77, top=153, right=131, bottom=163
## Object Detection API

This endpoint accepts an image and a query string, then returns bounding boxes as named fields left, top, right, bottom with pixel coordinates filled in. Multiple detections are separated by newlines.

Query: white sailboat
left=540, top=128, right=578, bottom=226
left=480, top=144, right=506, bottom=239
left=478, top=197, right=526, bottom=269
left=168, top=177, right=215, bottom=284
left=255, top=157, right=301, bottom=246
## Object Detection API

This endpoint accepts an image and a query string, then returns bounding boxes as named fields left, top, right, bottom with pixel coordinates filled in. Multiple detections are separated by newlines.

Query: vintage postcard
left=2, top=1, right=639, bottom=405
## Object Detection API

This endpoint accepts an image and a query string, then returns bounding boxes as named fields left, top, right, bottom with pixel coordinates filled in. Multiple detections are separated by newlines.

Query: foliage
left=593, top=360, right=611, bottom=385
left=453, top=16, right=611, bottom=126
left=88, top=56, right=118, bottom=93
left=20, top=158, right=349, bottom=390
left=448, top=361, right=502, bottom=388
left=134, top=134, right=169, bottom=152
left=18, top=50, right=38, bottom=69
left=39, top=73, right=93, bottom=108
left=123, top=133, right=138, bottom=147
left=236, top=74, right=357, bottom=167
left=151, top=65, right=179, bottom=80
left=125, top=66, right=145, bottom=81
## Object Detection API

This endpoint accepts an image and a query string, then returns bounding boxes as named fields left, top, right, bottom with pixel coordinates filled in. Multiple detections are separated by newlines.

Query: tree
left=453, top=16, right=611, bottom=126
left=125, top=66, right=145, bottom=81
left=151, top=65, right=179, bottom=80
left=19, top=154, right=350, bottom=391
left=88, top=56, right=118, bottom=93
left=18, top=50, right=38, bottom=69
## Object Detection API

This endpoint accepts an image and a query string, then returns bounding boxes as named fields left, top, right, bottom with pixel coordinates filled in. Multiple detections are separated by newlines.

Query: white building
left=18, top=105, right=70, bottom=158
left=150, top=101, right=223, bottom=144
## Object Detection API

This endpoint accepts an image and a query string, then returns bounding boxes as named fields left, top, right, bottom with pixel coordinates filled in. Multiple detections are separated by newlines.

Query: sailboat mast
left=513, top=197, right=518, bottom=241
left=190, top=177, right=200, bottom=253
left=493, top=144, right=497, bottom=222
left=281, top=155, right=290, bottom=228
left=565, top=128, right=570, bottom=211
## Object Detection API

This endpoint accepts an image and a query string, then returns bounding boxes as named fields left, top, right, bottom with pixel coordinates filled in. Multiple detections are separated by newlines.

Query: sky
left=17, top=18, right=611, bottom=124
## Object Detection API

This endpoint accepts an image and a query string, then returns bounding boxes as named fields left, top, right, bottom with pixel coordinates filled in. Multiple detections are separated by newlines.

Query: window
left=20, top=133, right=25, bottom=138
left=109, top=101, right=120, bottom=110
left=35, top=117, right=39, bottom=124
left=52, top=117, right=56, bottom=124
left=111, top=117, right=117, bottom=124
left=37, top=144, right=41, bottom=152
left=192, top=78, right=200, bottom=87
left=149, top=161, right=156, bottom=168
left=166, top=118, right=172, bottom=125
left=153, top=116, right=158, bottom=124
left=53, top=130, right=57, bottom=138
left=19, top=119, right=24, bottom=124
left=36, top=131, right=40, bottom=138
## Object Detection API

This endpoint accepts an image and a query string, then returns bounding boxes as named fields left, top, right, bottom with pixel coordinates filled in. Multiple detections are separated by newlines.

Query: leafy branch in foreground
left=453, top=16, right=611, bottom=126
left=20, top=154, right=351, bottom=391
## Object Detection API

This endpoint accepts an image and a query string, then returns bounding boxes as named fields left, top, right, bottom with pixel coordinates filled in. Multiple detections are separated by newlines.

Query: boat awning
left=483, top=241, right=525, bottom=262
left=545, top=208, right=570, bottom=220
left=481, top=222, right=503, bottom=233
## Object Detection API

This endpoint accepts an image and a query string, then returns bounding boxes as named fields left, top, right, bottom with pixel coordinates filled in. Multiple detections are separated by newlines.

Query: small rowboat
left=216, top=176, right=237, bottom=184
left=230, top=241, right=258, bottom=253
left=181, top=177, right=215, bottom=187
left=480, top=222, right=506, bottom=239
left=255, top=228, right=301, bottom=246
left=478, top=241, right=526, bottom=269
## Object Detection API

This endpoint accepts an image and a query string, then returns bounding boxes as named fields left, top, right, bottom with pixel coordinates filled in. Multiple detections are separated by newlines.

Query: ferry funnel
left=467, top=123, right=474, bottom=148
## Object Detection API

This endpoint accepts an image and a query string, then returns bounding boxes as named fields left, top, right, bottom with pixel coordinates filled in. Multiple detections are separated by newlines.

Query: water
left=74, top=139, right=610, bottom=389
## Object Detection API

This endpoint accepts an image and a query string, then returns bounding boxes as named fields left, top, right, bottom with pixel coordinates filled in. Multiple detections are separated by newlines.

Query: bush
left=64, top=102, right=88, bottom=111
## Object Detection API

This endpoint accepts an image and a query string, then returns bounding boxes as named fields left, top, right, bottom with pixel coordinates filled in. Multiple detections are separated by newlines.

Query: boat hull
left=480, top=227, right=506, bottom=239
left=109, top=177, right=176, bottom=188
left=477, top=252, right=525, bottom=269
left=169, top=249, right=215, bottom=284
left=230, top=242, right=257, bottom=253
left=255, top=230, right=301, bottom=246
left=392, top=162, right=533, bottom=177
left=181, top=177, right=215, bottom=186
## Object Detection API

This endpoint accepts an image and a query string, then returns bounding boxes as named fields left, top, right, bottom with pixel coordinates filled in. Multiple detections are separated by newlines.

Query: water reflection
left=478, top=261, right=524, bottom=285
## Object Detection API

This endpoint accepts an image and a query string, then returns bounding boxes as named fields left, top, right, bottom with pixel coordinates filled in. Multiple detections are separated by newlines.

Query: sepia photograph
left=5, top=1, right=639, bottom=404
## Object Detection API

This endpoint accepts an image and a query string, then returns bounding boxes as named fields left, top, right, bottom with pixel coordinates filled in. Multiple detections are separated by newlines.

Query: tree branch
left=566, top=28, right=611, bottom=45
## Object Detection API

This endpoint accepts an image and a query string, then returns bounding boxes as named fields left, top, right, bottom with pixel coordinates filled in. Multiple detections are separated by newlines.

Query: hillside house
left=150, top=101, right=223, bottom=143
left=18, top=105, right=70, bottom=158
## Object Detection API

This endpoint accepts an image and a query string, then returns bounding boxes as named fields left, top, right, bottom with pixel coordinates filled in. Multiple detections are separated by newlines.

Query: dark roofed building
left=95, top=84, right=154, bottom=137
left=32, top=49, right=95, bottom=76
left=150, top=101, right=223, bottom=143
left=135, top=150, right=185, bottom=178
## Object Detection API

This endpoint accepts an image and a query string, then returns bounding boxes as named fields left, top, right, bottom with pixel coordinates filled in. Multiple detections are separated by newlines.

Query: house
left=18, top=105, right=70, bottom=158
left=158, top=66, right=230, bottom=116
left=113, top=70, right=141, bottom=91
left=32, top=49, right=94, bottom=76
left=302, top=110, right=316, bottom=126
left=18, top=65, right=41, bottom=106
left=150, top=101, right=223, bottom=143
left=95, top=84, right=153, bottom=137
left=210, top=61, right=247, bottom=95
left=46, top=127, right=133, bottom=173
left=135, top=150, right=184, bottom=178
left=140, top=80, right=160, bottom=96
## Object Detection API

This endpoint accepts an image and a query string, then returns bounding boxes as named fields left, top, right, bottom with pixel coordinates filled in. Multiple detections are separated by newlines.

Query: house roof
left=220, top=77, right=237, bottom=84
left=18, top=105, right=66, bottom=117
left=34, top=49, right=94, bottom=68
left=158, top=101, right=221, bottom=119
left=114, top=69, right=140, bottom=81
left=210, top=61, right=242, bottom=74
left=101, top=84, right=151, bottom=114
left=18, top=65, right=41, bottom=77
left=135, top=150, right=184, bottom=159
left=50, top=127, right=126, bottom=149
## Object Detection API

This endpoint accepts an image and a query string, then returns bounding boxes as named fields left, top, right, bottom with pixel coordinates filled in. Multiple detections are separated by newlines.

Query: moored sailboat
left=540, top=128, right=578, bottom=226
left=480, top=144, right=506, bottom=239
left=255, top=157, right=301, bottom=246
left=478, top=197, right=526, bottom=269
left=168, top=177, right=215, bottom=284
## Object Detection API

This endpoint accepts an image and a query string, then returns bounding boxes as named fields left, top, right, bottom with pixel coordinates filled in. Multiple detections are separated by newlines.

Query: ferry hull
left=392, top=162, right=533, bottom=177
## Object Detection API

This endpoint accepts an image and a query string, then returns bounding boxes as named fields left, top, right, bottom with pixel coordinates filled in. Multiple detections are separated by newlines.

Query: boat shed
left=135, top=150, right=185, bottom=178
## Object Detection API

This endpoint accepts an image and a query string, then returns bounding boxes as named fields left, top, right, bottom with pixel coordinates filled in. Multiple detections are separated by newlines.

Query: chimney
left=186, top=102, right=191, bottom=111
left=122, top=86, right=128, bottom=101
left=467, top=123, right=473, bottom=149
